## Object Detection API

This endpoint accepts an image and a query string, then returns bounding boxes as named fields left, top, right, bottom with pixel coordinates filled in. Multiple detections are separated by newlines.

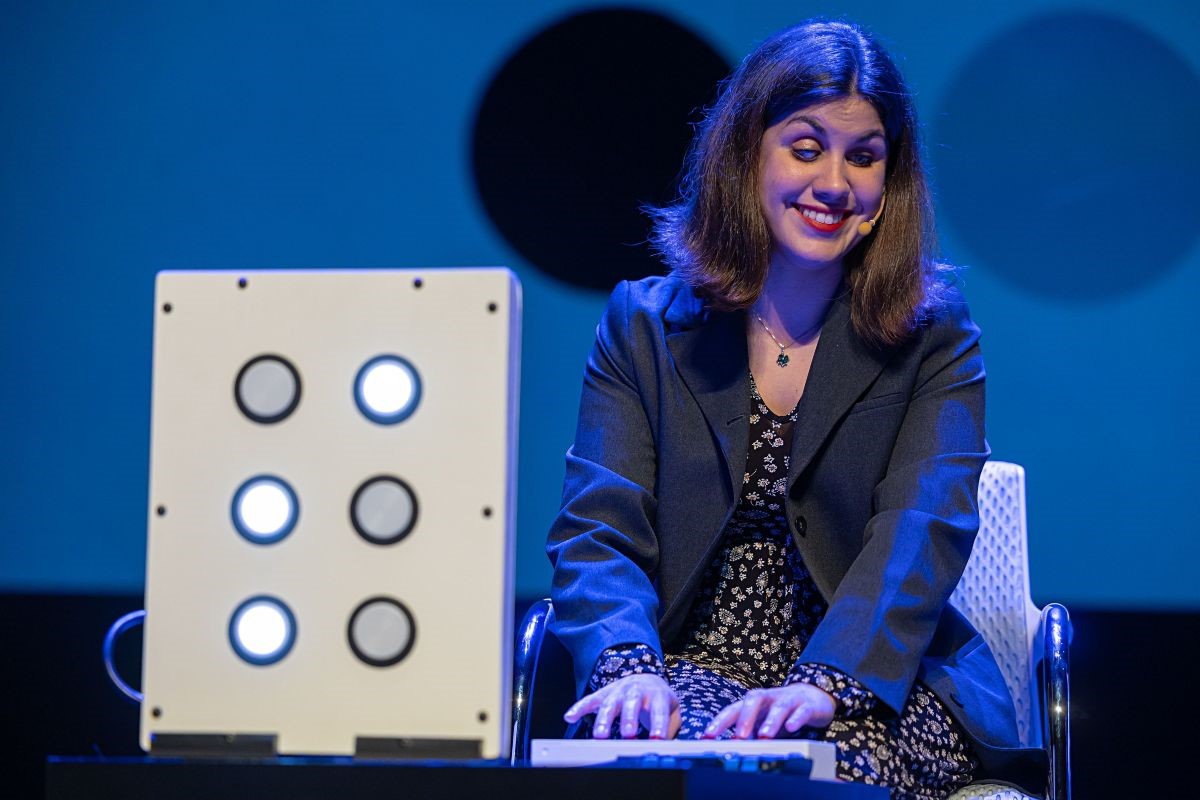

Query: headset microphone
left=857, top=194, right=886, bottom=236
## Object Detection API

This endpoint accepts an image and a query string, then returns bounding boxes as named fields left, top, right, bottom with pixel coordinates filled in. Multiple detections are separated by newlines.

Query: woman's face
left=757, top=96, right=888, bottom=276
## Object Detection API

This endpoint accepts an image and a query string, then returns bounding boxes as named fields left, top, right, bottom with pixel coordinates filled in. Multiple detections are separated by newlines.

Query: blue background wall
left=2, top=0, right=1198, bottom=609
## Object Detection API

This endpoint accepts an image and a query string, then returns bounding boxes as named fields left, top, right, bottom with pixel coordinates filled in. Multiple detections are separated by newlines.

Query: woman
left=545, top=19, right=1042, bottom=798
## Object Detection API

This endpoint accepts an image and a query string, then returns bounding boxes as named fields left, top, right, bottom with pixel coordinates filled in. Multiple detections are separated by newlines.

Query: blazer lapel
left=666, top=307, right=750, bottom=501
left=788, top=294, right=891, bottom=486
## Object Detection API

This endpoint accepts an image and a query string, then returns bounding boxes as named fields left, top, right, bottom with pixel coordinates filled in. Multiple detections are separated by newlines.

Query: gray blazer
left=547, top=275, right=1044, bottom=786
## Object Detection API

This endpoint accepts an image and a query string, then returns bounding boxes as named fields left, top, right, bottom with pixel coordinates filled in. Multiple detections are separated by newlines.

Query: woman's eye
left=791, top=148, right=820, bottom=162
left=848, top=152, right=878, bottom=167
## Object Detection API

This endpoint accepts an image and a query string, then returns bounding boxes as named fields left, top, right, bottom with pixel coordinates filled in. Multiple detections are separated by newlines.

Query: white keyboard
left=530, top=738, right=838, bottom=781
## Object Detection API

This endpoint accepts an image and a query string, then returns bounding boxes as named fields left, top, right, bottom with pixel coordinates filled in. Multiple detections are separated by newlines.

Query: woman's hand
left=564, top=673, right=682, bottom=740
left=702, top=683, right=836, bottom=740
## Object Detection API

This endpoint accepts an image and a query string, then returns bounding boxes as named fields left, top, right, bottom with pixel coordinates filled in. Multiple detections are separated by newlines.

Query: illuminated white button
left=229, top=596, right=296, bottom=666
left=235, top=355, right=300, bottom=424
left=354, top=355, right=421, bottom=424
left=232, top=476, right=298, bottom=544
left=348, top=597, right=415, bottom=667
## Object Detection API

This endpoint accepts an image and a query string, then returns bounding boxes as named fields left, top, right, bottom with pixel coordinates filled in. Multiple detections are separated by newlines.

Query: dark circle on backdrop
left=471, top=9, right=731, bottom=291
left=932, top=12, right=1200, bottom=301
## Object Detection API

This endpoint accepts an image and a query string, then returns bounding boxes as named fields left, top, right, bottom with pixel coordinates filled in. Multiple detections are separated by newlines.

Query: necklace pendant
left=776, top=351, right=790, bottom=368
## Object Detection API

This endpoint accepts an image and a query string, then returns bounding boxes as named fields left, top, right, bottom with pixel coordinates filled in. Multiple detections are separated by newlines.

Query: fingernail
left=759, top=725, right=769, bottom=736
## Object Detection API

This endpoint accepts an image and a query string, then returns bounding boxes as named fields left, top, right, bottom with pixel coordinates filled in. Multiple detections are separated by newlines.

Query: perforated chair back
left=950, top=461, right=1043, bottom=748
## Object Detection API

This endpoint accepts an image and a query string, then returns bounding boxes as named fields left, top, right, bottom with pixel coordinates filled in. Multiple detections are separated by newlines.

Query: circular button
left=234, top=355, right=301, bottom=424
left=350, top=476, right=418, bottom=546
left=348, top=597, right=416, bottom=667
left=793, top=515, right=807, bottom=536
left=231, top=475, right=299, bottom=545
left=228, top=595, right=297, bottom=666
left=353, top=355, right=421, bottom=425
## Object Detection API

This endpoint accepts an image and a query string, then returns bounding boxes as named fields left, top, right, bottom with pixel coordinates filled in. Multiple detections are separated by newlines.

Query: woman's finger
left=668, top=705, right=683, bottom=739
left=735, top=691, right=767, bottom=739
left=757, top=697, right=793, bottom=739
left=648, top=689, right=670, bottom=739
left=619, top=688, right=643, bottom=738
left=593, top=691, right=621, bottom=739
left=563, top=691, right=601, bottom=723
left=702, top=701, right=741, bottom=739
left=785, top=702, right=814, bottom=732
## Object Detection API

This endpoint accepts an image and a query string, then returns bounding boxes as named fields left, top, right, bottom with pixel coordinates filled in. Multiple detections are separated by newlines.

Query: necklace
left=754, top=313, right=820, bottom=368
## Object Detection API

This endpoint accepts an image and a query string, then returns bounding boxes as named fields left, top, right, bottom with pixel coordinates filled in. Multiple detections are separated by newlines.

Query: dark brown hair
left=648, top=19, right=951, bottom=349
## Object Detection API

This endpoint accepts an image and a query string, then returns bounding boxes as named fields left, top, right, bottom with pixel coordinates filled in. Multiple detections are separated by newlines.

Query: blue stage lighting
left=229, top=596, right=296, bottom=666
left=231, top=475, right=298, bottom=544
left=354, top=355, right=421, bottom=424
left=347, top=597, right=416, bottom=667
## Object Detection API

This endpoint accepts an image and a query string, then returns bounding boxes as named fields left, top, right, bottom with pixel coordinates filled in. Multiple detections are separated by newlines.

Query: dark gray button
left=794, top=515, right=807, bottom=536
left=350, top=476, right=418, bottom=546
left=235, top=355, right=301, bottom=424
left=348, top=597, right=416, bottom=667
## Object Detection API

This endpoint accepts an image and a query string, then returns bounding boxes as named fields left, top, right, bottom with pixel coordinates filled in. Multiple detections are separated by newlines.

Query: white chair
left=946, top=461, right=1071, bottom=800
left=514, top=461, right=1071, bottom=799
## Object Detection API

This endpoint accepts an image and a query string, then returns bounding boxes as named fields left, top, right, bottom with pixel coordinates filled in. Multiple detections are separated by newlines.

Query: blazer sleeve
left=798, top=293, right=990, bottom=716
left=546, top=281, right=665, bottom=695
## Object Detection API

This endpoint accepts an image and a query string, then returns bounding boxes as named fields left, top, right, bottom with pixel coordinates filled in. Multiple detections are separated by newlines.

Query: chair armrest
left=511, top=598, right=553, bottom=765
left=1040, top=603, right=1071, bottom=800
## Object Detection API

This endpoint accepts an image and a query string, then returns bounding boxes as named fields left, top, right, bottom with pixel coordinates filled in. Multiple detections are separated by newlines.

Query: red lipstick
left=794, top=206, right=849, bottom=233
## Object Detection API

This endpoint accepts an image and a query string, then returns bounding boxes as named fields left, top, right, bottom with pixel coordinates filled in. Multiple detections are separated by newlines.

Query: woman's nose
left=811, top=158, right=850, bottom=203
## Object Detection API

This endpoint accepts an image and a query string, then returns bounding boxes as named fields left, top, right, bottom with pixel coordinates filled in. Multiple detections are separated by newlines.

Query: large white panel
left=141, top=268, right=520, bottom=758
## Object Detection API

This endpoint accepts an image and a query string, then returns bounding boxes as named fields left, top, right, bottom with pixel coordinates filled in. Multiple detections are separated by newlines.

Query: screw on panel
left=238, top=277, right=248, bottom=289
left=487, top=302, right=498, bottom=313
left=413, top=277, right=423, bottom=289
left=156, top=506, right=166, bottom=517
left=162, top=303, right=172, bottom=313
left=151, top=707, right=163, bottom=718
left=482, top=507, right=493, bottom=518
left=478, top=711, right=488, bottom=723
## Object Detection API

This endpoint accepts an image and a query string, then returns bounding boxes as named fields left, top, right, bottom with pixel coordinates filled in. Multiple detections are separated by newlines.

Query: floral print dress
left=585, top=376, right=978, bottom=800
